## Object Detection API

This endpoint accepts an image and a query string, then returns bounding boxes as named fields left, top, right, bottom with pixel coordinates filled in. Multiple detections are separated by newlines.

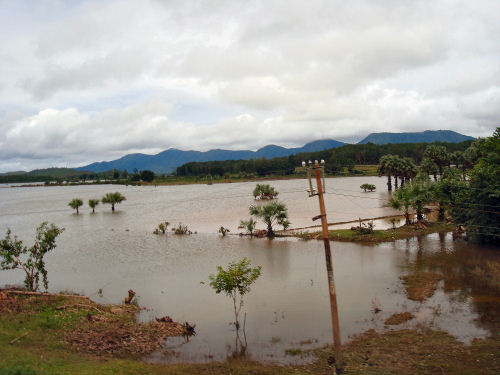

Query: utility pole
left=303, top=159, right=343, bottom=371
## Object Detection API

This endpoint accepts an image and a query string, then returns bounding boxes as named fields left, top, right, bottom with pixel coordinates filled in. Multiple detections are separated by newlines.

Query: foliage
left=420, top=157, right=439, bottom=181
left=357, top=221, right=375, bottom=234
left=175, top=141, right=472, bottom=178
left=238, top=218, right=257, bottom=237
left=249, top=201, right=290, bottom=237
left=101, top=192, right=126, bottom=211
left=0, top=222, right=64, bottom=291
left=218, top=226, right=230, bottom=237
left=153, top=221, right=170, bottom=234
left=389, top=176, right=432, bottom=225
left=360, top=183, right=376, bottom=192
left=252, top=184, right=279, bottom=200
left=140, top=170, right=155, bottom=182
left=173, top=223, right=192, bottom=235
left=424, top=145, right=450, bottom=176
left=88, top=199, right=99, bottom=213
left=68, top=198, right=83, bottom=214
left=208, top=258, right=261, bottom=328
left=452, top=128, right=500, bottom=244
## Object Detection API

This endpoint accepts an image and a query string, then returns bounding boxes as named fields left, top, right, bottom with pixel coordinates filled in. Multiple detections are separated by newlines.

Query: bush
left=0, top=222, right=64, bottom=291
left=360, top=183, right=376, bottom=192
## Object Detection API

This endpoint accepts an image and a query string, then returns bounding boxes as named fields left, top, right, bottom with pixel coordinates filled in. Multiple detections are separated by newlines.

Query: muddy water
left=0, top=177, right=498, bottom=364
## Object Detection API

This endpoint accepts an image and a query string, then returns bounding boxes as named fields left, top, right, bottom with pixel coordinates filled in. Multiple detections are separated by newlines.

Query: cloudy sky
left=0, top=0, right=499, bottom=172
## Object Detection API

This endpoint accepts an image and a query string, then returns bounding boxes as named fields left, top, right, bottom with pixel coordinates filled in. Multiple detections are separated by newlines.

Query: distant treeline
left=176, top=141, right=473, bottom=177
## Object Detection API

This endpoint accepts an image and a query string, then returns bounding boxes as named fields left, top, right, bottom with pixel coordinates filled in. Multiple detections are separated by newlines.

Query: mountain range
left=358, top=130, right=474, bottom=145
left=68, top=130, right=474, bottom=174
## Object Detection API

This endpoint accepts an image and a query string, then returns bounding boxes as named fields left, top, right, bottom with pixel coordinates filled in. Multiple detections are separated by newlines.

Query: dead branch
left=10, top=332, right=29, bottom=345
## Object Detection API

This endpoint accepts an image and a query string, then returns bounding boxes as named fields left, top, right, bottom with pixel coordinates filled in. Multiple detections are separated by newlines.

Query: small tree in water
left=249, top=201, right=290, bottom=237
left=209, top=258, right=261, bottom=329
left=0, top=222, right=64, bottom=291
left=88, top=199, right=99, bottom=213
left=68, top=198, right=83, bottom=214
left=102, top=192, right=126, bottom=212
left=238, top=218, right=257, bottom=237
left=253, top=184, right=279, bottom=200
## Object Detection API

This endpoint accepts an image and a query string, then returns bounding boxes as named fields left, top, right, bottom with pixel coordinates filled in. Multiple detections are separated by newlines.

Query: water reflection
left=0, top=180, right=498, bottom=364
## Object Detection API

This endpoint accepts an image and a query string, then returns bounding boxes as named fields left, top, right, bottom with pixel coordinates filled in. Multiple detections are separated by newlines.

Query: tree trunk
left=92, top=208, right=95, bottom=213
left=112, top=203, right=115, bottom=212
left=433, top=174, right=437, bottom=182
left=438, top=205, right=445, bottom=221
left=405, top=213, right=411, bottom=225
left=266, top=222, right=274, bottom=237
left=394, top=176, right=399, bottom=190
left=76, top=207, right=79, bottom=214
left=387, top=175, right=392, bottom=191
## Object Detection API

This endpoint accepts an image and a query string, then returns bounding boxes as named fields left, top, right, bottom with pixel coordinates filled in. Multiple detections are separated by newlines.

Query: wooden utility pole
left=304, top=160, right=343, bottom=371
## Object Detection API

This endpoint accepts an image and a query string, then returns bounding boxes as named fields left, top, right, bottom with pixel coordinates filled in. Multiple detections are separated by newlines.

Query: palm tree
left=389, top=176, right=432, bottom=224
left=88, top=199, right=99, bottom=213
left=68, top=198, right=83, bottom=214
left=421, top=157, right=439, bottom=181
left=424, top=145, right=450, bottom=178
left=249, top=201, right=290, bottom=237
left=102, top=192, right=126, bottom=212
left=378, top=155, right=396, bottom=191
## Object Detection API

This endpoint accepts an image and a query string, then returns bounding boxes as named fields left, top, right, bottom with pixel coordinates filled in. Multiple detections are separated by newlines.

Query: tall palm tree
left=102, top=192, right=126, bottom=212
left=424, top=145, right=450, bottom=178
left=378, top=155, right=395, bottom=191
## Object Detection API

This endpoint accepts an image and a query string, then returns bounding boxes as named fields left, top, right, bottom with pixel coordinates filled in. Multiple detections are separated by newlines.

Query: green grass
left=1, top=291, right=499, bottom=374
left=295, top=222, right=455, bottom=243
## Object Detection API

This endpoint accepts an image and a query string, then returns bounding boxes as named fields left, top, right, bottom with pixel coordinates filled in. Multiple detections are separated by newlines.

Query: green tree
left=378, top=154, right=396, bottom=191
left=209, top=258, right=261, bottom=329
left=68, top=198, right=83, bottom=214
left=421, top=157, right=439, bottom=181
left=360, top=183, right=376, bottom=192
left=249, top=201, right=290, bottom=237
left=0, top=222, right=64, bottom=291
left=452, top=128, right=500, bottom=243
left=140, top=170, right=155, bottom=182
left=431, top=168, right=463, bottom=221
left=238, top=218, right=257, bottom=237
left=88, top=199, right=99, bottom=213
left=102, top=192, right=126, bottom=212
left=218, top=226, right=230, bottom=237
left=424, top=145, right=450, bottom=178
left=252, top=184, right=279, bottom=200
left=389, top=176, right=432, bottom=224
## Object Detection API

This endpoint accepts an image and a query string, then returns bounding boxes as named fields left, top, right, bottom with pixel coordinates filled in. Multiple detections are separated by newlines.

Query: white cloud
left=0, top=0, right=499, bottom=172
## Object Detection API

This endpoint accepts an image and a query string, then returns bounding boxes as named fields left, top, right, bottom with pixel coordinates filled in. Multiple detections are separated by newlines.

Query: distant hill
left=358, top=130, right=475, bottom=145
left=76, top=139, right=346, bottom=174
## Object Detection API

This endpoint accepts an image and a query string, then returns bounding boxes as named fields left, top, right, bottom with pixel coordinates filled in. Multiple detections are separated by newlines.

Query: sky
left=0, top=0, right=499, bottom=172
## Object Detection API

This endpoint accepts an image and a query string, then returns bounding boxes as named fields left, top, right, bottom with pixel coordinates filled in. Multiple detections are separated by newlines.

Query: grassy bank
left=1, top=290, right=498, bottom=374
left=294, top=222, right=455, bottom=243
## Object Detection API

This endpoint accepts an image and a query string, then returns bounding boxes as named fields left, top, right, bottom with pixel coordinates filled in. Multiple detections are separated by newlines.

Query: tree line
left=176, top=141, right=473, bottom=177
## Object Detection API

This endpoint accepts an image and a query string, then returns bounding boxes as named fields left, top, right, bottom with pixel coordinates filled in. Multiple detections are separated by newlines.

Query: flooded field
left=0, top=177, right=499, bottom=364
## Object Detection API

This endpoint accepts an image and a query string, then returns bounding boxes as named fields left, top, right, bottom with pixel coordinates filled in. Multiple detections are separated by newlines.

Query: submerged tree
left=88, top=199, right=99, bottom=213
left=68, top=198, right=83, bottom=214
left=252, top=184, right=279, bottom=200
left=102, top=192, right=126, bottom=212
left=249, top=201, right=290, bottom=237
left=0, top=222, right=64, bottom=291
left=238, top=218, right=257, bottom=237
left=209, top=258, right=261, bottom=329
left=360, top=183, right=376, bottom=192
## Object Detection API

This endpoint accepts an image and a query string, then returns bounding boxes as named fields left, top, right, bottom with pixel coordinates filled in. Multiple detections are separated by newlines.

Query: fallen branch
left=3, top=290, right=89, bottom=299
left=55, top=303, right=103, bottom=313
left=10, top=332, right=29, bottom=345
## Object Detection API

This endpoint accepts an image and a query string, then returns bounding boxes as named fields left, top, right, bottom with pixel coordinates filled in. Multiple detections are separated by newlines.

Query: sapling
left=209, top=258, right=261, bottom=329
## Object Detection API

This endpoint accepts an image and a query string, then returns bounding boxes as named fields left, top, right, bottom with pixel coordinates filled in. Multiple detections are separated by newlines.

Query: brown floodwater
left=0, top=177, right=498, bottom=364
